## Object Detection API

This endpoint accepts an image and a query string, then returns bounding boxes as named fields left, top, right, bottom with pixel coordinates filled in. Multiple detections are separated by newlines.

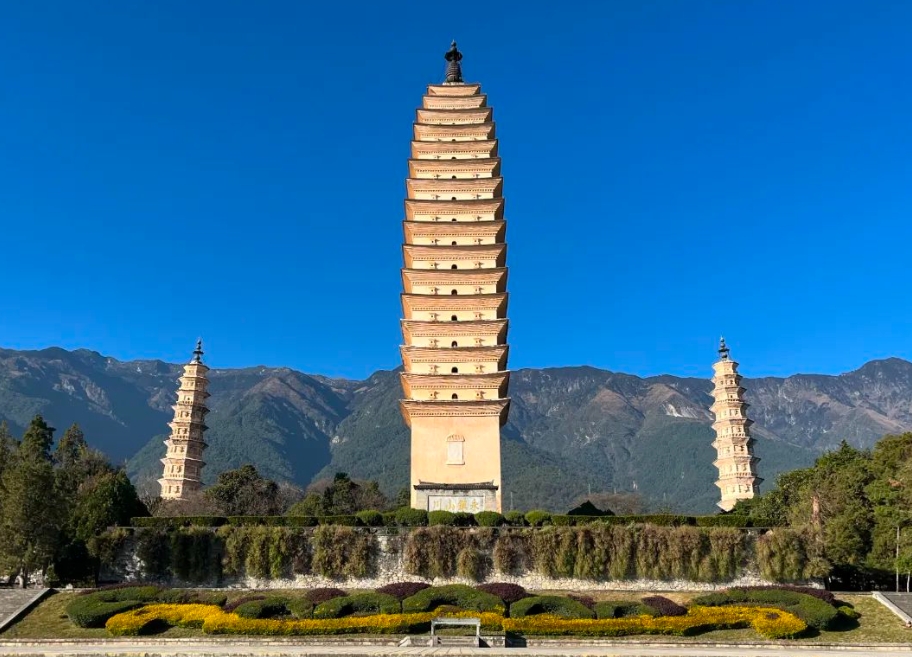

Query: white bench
left=430, top=616, right=481, bottom=645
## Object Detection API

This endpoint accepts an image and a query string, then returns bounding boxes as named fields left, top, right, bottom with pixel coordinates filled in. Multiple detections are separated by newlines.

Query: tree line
left=0, top=416, right=146, bottom=586
left=734, top=433, right=912, bottom=590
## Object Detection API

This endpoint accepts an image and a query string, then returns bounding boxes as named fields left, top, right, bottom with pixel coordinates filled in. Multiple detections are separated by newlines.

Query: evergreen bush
left=428, top=510, right=456, bottom=526
left=475, top=511, right=505, bottom=527
left=234, top=597, right=292, bottom=619
left=355, top=510, right=384, bottom=527
left=402, top=584, right=505, bottom=614
left=510, top=595, right=595, bottom=619
left=692, top=588, right=838, bottom=630
left=524, top=510, right=551, bottom=527
left=313, top=592, right=400, bottom=618
left=393, top=507, right=428, bottom=526
left=66, top=586, right=161, bottom=628
left=504, top=511, right=526, bottom=526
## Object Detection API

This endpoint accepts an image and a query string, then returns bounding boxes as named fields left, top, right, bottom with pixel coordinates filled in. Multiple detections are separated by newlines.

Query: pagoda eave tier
left=401, top=268, right=507, bottom=293
left=161, top=457, right=206, bottom=468
left=411, top=140, right=498, bottom=159
left=400, top=345, right=509, bottom=368
left=399, top=398, right=510, bottom=427
left=400, top=371, right=510, bottom=397
left=405, top=198, right=503, bottom=220
left=401, top=318, right=508, bottom=342
left=408, top=158, right=500, bottom=178
left=421, top=94, right=487, bottom=110
left=406, top=177, right=503, bottom=197
left=403, top=221, right=506, bottom=243
left=426, top=83, right=482, bottom=96
left=401, top=293, right=508, bottom=317
left=413, top=123, right=495, bottom=141
left=403, top=242, right=505, bottom=262
left=416, top=108, right=493, bottom=124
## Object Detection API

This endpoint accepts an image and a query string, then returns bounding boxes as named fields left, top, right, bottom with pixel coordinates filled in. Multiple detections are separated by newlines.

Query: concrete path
left=876, top=592, right=912, bottom=624
left=2, top=642, right=912, bottom=656
left=0, top=590, right=49, bottom=634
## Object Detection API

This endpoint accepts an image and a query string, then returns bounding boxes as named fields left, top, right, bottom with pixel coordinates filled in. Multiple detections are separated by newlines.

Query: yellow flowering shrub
left=106, top=605, right=503, bottom=637
left=106, top=603, right=805, bottom=640
left=502, top=606, right=806, bottom=640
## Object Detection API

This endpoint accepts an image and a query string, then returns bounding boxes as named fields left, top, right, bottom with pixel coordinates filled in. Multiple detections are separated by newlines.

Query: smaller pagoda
left=710, top=338, right=762, bottom=511
left=158, top=339, right=210, bottom=500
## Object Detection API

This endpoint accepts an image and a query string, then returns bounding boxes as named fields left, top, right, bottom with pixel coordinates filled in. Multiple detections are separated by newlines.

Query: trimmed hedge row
left=402, top=584, right=505, bottom=614
left=130, top=511, right=781, bottom=530
left=692, top=588, right=839, bottom=630
left=314, top=593, right=400, bottom=619
left=100, top=603, right=808, bottom=640
left=65, top=585, right=228, bottom=628
left=511, top=595, right=595, bottom=619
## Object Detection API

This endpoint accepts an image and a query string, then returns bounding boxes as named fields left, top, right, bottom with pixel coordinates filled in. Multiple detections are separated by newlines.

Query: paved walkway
left=0, top=590, right=48, bottom=634
left=879, top=593, right=912, bottom=622
left=1, top=642, right=912, bottom=656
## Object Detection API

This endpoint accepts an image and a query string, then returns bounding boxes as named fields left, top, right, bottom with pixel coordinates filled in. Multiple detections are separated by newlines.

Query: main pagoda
left=399, top=42, right=510, bottom=512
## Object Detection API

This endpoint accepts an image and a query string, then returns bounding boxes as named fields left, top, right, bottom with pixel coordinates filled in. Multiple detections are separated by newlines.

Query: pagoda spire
left=444, top=41, right=463, bottom=83
left=709, top=339, right=762, bottom=511
left=400, top=49, right=509, bottom=512
left=191, top=338, right=204, bottom=364
left=158, top=340, right=211, bottom=500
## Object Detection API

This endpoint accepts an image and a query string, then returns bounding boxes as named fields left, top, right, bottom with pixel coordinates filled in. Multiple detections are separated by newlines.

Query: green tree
left=54, top=423, right=87, bottom=469
left=18, top=415, right=54, bottom=461
left=204, top=464, right=281, bottom=515
left=287, top=491, right=324, bottom=516
left=72, top=470, right=146, bottom=541
left=0, top=416, right=63, bottom=586
left=0, top=421, right=16, bottom=490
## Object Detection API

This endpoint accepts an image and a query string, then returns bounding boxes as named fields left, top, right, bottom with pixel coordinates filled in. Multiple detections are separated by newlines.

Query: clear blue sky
left=1, top=1, right=910, bottom=380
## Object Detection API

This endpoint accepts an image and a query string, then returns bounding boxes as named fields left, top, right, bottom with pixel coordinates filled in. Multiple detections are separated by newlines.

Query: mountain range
left=2, top=346, right=912, bottom=512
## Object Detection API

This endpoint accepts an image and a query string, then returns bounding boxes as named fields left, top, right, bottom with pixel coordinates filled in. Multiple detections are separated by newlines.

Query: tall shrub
left=312, top=525, right=376, bottom=579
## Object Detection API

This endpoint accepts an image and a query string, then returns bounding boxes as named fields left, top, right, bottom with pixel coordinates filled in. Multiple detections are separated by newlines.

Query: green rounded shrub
left=504, top=511, right=527, bottom=526
left=692, top=588, right=838, bottom=630
left=594, top=600, right=657, bottom=619
left=402, top=584, right=505, bottom=614
left=453, top=512, right=476, bottom=526
left=511, top=595, right=595, bottom=619
left=475, top=511, right=505, bottom=527
left=66, top=586, right=162, bottom=628
left=313, top=592, right=400, bottom=618
left=287, top=597, right=315, bottom=619
left=355, top=510, right=384, bottom=527
left=428, top=510, right=457, bottom=526
left=395, top=507, right=428, bottom=527
left=234, top=597, right=291, bottom=619
left=838, top=605, right=860, bottom=620
left=525, top=510, right=551, bottom=527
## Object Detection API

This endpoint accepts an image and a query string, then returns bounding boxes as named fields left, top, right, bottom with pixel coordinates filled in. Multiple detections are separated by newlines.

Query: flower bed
left=503, top=606, right=806, bottom=639
left=105, top=604, right=501, bottom=637
left=105, top=602, right=806, bottom=640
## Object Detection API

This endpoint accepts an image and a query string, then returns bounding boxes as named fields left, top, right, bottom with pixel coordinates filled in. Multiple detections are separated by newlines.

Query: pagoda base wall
left=409, top=413, right=502, bottom=512
left=414, top=485, right=499, bottom=514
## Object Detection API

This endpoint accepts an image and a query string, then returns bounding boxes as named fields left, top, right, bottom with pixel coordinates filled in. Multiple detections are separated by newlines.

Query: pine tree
left=0, top=421, right=16, bottom=491
left=18, top=415, right=55, bottom=462
left=0, top=417, right=62, bottom=587
left=54, top=423, right=87, bottom=470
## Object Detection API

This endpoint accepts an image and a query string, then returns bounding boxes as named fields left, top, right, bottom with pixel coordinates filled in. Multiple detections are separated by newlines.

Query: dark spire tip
left=718, top=336, right=730, bottom=360
left=444, top=40, right=463, bottom=83
left=192, top=338, right=204, bottom=364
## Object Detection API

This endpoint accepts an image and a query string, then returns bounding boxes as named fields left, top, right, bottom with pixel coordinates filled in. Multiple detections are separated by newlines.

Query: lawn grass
left=2, top=589, right=910, bottom=644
